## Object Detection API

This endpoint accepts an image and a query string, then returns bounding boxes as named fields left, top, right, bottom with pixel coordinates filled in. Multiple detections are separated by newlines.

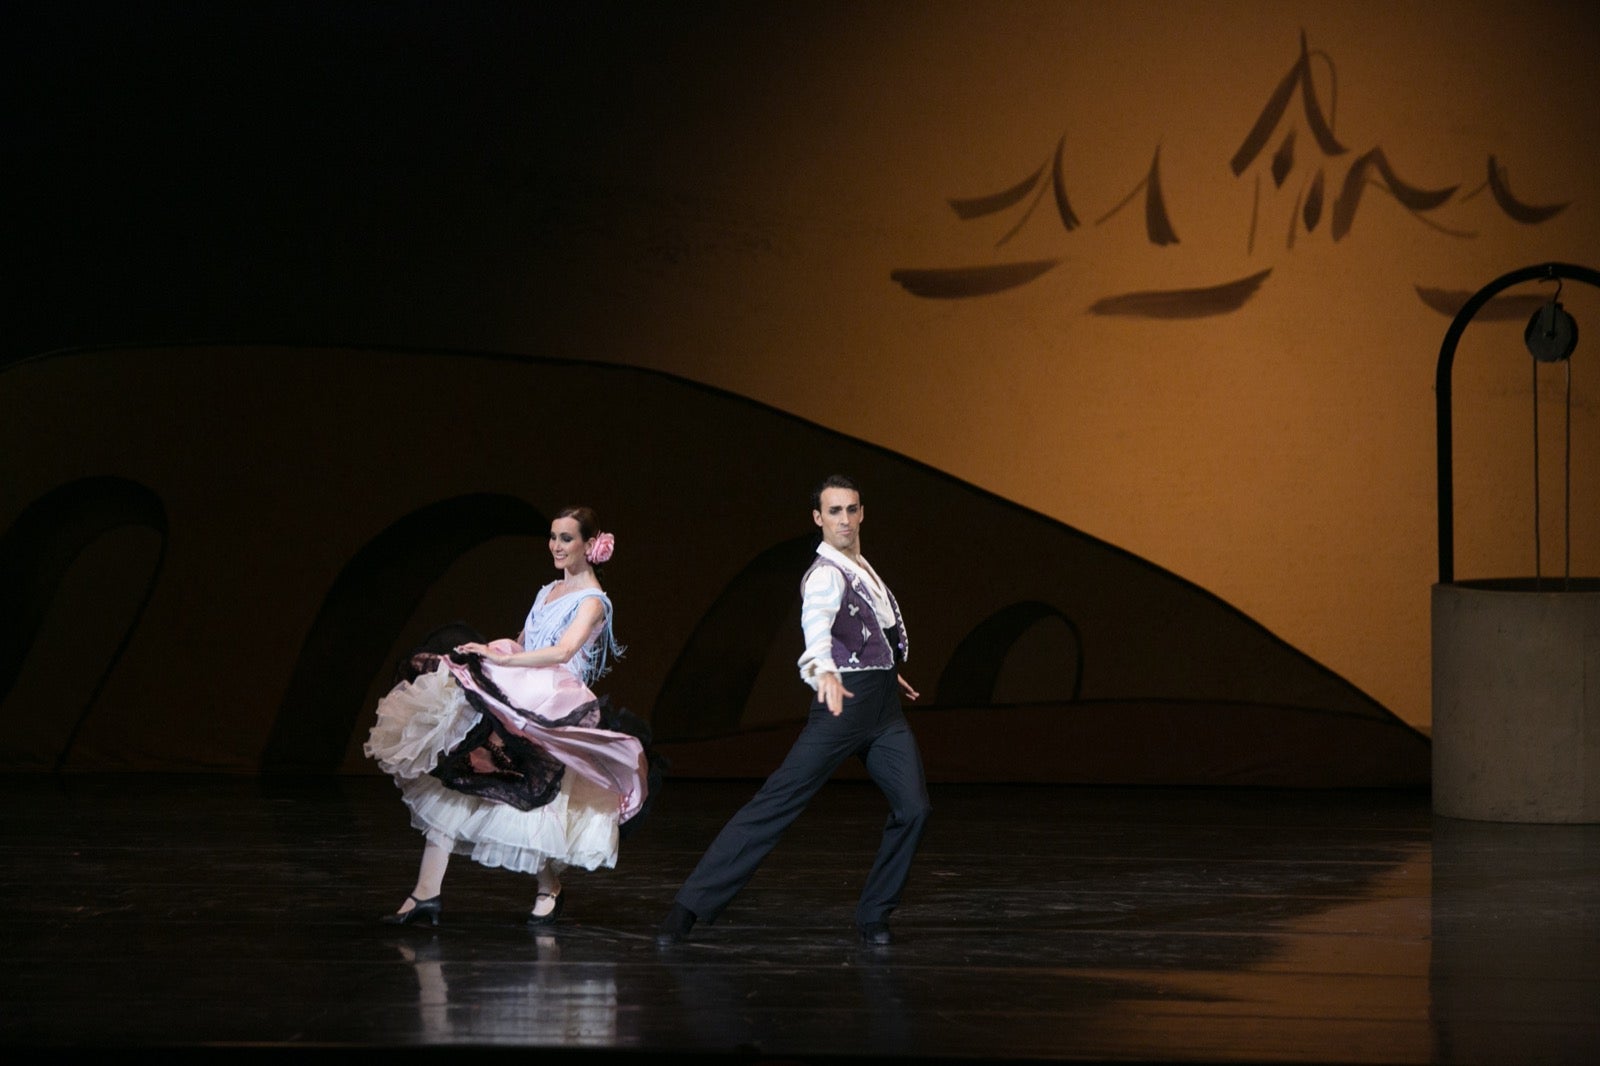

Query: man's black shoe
left=857, top=922, right=892, bottom=945
left=655, top=903, right=697, bottom=945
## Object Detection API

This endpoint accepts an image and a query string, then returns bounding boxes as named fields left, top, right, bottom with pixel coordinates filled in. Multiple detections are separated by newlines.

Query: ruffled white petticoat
left=364, top=664, right=620, bottom=873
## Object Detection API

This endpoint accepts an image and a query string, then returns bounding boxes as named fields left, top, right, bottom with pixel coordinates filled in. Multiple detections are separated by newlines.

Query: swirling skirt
left=365, top=662, right=636, bottom=873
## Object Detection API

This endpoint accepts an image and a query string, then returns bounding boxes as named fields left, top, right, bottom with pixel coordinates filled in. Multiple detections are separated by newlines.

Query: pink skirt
left=365, top=645, right=648, bottom=873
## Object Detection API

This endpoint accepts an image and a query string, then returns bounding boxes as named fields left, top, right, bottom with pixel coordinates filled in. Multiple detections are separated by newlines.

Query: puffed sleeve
left=796, top=564, right=846, bottom=690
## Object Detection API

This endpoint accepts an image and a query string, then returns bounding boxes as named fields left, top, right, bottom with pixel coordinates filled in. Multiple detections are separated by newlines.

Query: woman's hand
left=897, top=674, right=920, bottom=701
left=455, top=641, right=511, bottom=664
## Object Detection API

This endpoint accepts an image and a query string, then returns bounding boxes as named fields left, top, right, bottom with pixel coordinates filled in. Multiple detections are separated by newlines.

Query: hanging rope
left=1532, top=350, right=1542, bottom=588
left=1528, top=276, right=1577, bottom=591
left=1563, top=358, right=1572, bottom=590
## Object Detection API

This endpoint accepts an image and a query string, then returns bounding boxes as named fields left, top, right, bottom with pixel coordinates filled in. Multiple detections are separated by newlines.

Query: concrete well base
left=1432, top=578, right=1600, bottom=823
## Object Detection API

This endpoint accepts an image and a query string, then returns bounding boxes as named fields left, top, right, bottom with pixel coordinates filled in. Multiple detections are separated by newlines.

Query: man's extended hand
left=818, top=672, right=855, bottom=716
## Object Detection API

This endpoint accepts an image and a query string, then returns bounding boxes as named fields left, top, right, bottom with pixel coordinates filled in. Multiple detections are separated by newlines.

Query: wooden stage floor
left=2, top=774, right=1595, bottom=1064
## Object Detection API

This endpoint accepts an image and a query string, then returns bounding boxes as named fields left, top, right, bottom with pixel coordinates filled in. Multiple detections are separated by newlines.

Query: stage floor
left=2, top=774, right=1595, bottom=1064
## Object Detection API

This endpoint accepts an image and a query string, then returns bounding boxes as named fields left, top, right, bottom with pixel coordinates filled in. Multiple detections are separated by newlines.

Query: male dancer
left=656, top=474, right=930, bottom=945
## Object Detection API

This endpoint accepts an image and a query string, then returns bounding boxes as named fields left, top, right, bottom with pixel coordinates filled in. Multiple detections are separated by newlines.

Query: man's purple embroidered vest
left=803, top=556, right=908, bottom=672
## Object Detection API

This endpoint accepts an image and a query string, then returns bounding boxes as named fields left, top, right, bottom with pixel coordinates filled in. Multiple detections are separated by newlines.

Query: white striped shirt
left=796, top=543, right=897, bottom=690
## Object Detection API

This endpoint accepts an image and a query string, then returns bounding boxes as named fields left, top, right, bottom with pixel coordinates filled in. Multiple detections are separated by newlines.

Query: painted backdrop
left=5, top=1, right=1598, bottom=778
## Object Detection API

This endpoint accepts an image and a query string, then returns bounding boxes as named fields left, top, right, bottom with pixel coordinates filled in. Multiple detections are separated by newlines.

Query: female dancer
left=364, top=505, right=647, bottom=926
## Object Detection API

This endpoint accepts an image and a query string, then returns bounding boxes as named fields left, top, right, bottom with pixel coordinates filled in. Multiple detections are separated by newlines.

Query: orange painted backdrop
left=488, top=1, right=1600, bottom=730
left=7, top=0, right=1600, bottom=740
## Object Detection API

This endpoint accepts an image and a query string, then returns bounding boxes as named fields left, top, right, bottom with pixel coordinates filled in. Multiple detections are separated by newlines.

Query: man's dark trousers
left=673, top=668, right=931, bottom=929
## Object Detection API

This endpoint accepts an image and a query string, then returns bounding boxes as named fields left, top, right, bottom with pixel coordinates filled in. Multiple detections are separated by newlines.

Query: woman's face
left=549, top=517, right=590, bottom=573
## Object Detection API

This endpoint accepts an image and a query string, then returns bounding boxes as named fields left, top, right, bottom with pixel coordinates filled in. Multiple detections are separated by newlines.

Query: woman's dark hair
left=810, top=474, right=859, bottom=512
left=554, top=505, right=600, bottom=542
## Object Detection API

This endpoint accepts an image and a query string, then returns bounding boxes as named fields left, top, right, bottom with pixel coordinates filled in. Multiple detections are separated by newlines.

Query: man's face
left=813, top=487, right=863, bottom=553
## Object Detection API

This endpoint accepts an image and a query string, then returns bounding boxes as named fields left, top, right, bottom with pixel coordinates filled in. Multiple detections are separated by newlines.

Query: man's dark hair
left=811, top=474, right=860, bottom=512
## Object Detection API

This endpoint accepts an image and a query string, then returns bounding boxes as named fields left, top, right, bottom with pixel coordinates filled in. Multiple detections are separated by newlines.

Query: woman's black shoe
left=527, top=890, right=564, bottom=926
left=381, top=894, right=442, bottom=926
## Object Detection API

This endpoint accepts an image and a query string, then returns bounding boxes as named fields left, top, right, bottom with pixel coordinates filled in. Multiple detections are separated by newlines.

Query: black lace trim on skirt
left=429, top=713, right=566, bottom=812
left=425, top=661, right=605, bottom=812
left=398, top=621, right=666, bottom=830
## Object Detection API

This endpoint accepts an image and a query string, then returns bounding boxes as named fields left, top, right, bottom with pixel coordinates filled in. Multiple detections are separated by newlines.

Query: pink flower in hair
left=585, top=531, right=615, bottom=565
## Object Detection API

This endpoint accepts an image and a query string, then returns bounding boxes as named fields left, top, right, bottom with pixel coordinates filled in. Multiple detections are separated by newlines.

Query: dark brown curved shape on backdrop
left=948, top=163, right=1046, bottom=220
left=652, top=535, right=819, bottom=741
left=1230, top=29, right=1347, bottom=176
left=1051, top=135, right=1082, bottom=232
left=0, top=476, right=168, bottom=769
left=1144, top=148, right=1180, bottom=246
left=1486, top=155, right=1570, bottom=224
left=2, top=345, right=1431, bottom=786
left=261, top=493, right=547, bottom=772
left=890, top=259, right=1060, bottom=298
left=1088, top=269, right=1273, bottom=319
left=1414, top=287, right=1551, bottom=321
left=935, top=600, right=1083, bottom=707
left=1331, top=148, right=1458, bottom=241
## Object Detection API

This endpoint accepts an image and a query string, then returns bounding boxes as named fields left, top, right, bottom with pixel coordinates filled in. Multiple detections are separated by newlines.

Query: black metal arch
left=1435, top=261, right=1600, bottom=584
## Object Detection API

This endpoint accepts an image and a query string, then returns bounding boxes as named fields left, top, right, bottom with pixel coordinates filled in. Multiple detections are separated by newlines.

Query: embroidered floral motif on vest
left=803, top=557, right=908, bottom=671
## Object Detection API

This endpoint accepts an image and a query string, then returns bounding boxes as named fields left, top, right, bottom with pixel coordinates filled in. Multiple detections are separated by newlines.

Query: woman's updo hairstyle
left=555, top=505, right=600, bottom=542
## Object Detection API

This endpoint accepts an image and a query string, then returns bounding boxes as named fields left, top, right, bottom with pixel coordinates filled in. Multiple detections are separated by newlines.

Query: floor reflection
left=1025, top=841, right=1437, bottom=1063
left=394, top=932, right=619, bottom=1046
left=12, top=776, right=1596, bottom=1062
left=629, top=828, right=1442, bottom=1060
left=646, top=941, right=919, bottom=1055
left=1430, top=815, right=1600, bottom=1064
